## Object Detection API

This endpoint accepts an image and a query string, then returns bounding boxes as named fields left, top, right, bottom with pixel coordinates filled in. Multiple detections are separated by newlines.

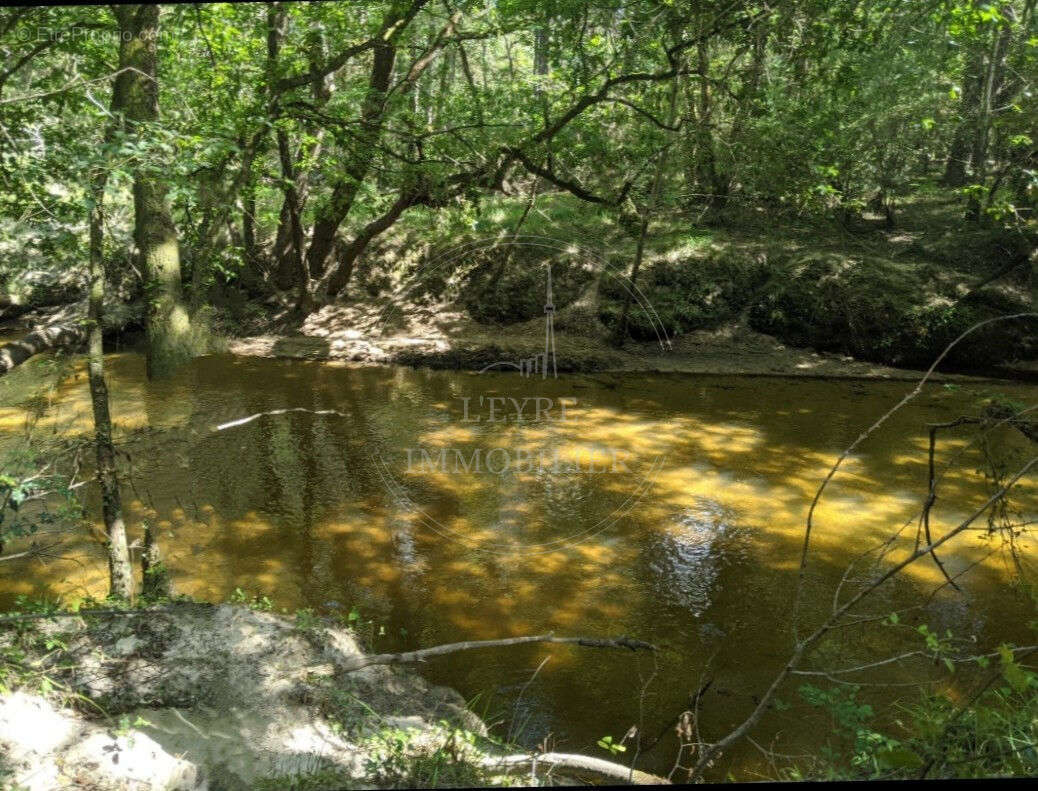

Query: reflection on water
left=0, top=352, right=1035, bottom=779
left=649, top=499, right=748, bottom=618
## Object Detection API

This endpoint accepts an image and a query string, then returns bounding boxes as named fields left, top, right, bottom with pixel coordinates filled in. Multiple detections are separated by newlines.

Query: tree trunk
left=613, top=79, right=680, bottom=345
left=612, top=211, right=650, bottom=346
left=115, top=4, right=193, bottom=379
left=242, top=180, right=257, bottom=264
left=302, top=8, right=402, bottom=307
left=83, top=14, right=134, bottom=600
left=967, top=24, right=1008, bottom=221
left=942, top=54, right=983, bottom=187
left=141, top=520, right=171, bottom=598
left=535, top=25, right=550, bottom=165
left=88, top=191, right=133, bottom=600
left=694, top=39, right=725, bottom=213
left=189, top=171, right=227, bottom=308
left=267, top=3, right=308, bottom=292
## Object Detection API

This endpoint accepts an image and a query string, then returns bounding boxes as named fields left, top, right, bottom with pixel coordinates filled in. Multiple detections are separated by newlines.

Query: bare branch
left=691, top=452, right=1038, bottom=779
left=792, top=312, right=1038, bottom=640
left=331, top=632, right=656, bottom=673
left=482, top=751, right=668, bottom=785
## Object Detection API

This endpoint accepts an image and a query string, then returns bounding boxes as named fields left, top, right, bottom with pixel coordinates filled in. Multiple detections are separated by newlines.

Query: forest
left=0, top=0, right=1036, bottom=788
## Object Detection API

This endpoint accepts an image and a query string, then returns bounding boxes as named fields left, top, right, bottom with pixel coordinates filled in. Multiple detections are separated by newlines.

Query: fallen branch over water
left=0, top=321, right=86, bottom=377
left=214, top=407, right=352, bottom=430
left=333, top=632, right=656, bottom=673
left=0, top=301, right=141, bottom=378
left=482, top=751, right=669, bottom=785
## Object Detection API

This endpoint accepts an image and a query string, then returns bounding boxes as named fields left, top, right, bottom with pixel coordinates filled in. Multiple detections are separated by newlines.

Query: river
left=1, top=350, right=1035, bottom=779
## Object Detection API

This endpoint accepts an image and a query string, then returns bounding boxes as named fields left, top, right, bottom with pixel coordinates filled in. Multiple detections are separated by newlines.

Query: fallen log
left=330, top=631, right=656, bottom=673
left=0, top=283, right=83, bottom=320
left=0, top=300, right=140, bottom=378
left=482, top=752, right=669, bottom=785
left=0, top=321, right=87, bottom=376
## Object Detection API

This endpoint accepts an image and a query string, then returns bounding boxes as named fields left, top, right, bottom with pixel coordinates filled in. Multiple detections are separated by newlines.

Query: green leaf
left=876, top=747, right=923, bottom=771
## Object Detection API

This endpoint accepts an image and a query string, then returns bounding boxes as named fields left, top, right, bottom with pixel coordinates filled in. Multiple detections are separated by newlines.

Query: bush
left=896, top=289, right=1037, bottom=368
left=787, top=645, right=1038, bottom=780
left=599, top=248, right=771, bottom=340
left=748, top=252, right=1035, bottom=368
left=459, top=244, right=594, bottom=325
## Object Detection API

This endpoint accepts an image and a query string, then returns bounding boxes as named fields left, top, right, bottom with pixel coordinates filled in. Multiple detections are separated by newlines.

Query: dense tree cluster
left=1, top=2, right=1033, bottom=327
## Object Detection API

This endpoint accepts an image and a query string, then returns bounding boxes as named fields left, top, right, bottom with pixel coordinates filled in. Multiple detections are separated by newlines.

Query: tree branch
left=482, top=751, right=668, bottom=785
left=604, top=96, right=683, bottom=131
left=331, top=632, right=656, bottom=673
left=275, top=0, right=429, bottom=93
left=692, top=453, right=1038, bottom=779
left=507, top=147, right=631, bottom=205
left=792, top=312, right=1038, bottom=640
left=393, top=8, right=462, bottom=95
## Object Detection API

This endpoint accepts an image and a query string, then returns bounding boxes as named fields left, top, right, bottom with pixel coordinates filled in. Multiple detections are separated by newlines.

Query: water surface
left=1, top=353, right=1035, bottom=779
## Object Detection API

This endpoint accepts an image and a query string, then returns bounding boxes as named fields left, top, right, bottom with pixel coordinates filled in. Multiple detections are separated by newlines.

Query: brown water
left=1, top=352, right=1036, bottom=779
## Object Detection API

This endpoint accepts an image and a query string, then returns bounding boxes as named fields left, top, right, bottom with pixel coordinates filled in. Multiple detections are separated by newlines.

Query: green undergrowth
left=385, top=189, right=1036, bottom=371
left=782, top=617, right=1038, bottom=781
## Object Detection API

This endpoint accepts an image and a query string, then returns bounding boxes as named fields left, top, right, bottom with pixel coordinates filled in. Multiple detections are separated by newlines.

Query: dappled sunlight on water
left=1, top=354, right=1035, bottom=778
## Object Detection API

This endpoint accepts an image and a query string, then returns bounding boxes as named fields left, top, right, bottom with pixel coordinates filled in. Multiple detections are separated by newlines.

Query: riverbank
left=217, top=188, right=1034, bottom=383
left=1, top=601, right=486, bottom=790
left=225, top=311, right=1022, bottom=383
left=3, top=189, right=1034, bottom=386
left=0, top=601, right=661, bottom=790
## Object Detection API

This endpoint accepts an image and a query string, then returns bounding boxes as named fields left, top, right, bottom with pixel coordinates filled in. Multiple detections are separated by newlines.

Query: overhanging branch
left=507, top=147, right=631, bottom=205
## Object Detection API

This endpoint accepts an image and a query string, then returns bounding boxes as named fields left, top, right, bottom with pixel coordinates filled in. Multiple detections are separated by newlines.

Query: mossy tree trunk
left=88, top=193, right=134, bottom=600
left=87, top=49, right=133, bottom=600
left=115, top=4, right=193, bottom=379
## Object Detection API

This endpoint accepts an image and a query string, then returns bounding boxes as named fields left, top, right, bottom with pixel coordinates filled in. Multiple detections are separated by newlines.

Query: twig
left=641, top=678, right=713, bottom=754
left=923, top=418, right=980, bottom=590
left=0, top=540, right=65, bottom=563
left=692, top=453, right=1037, bottom=779
left=506, top=655, right=549, bottom=746
left=792, top=644, right=1038, bottom=678
left=792, top=312, right=1038, bottom=641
